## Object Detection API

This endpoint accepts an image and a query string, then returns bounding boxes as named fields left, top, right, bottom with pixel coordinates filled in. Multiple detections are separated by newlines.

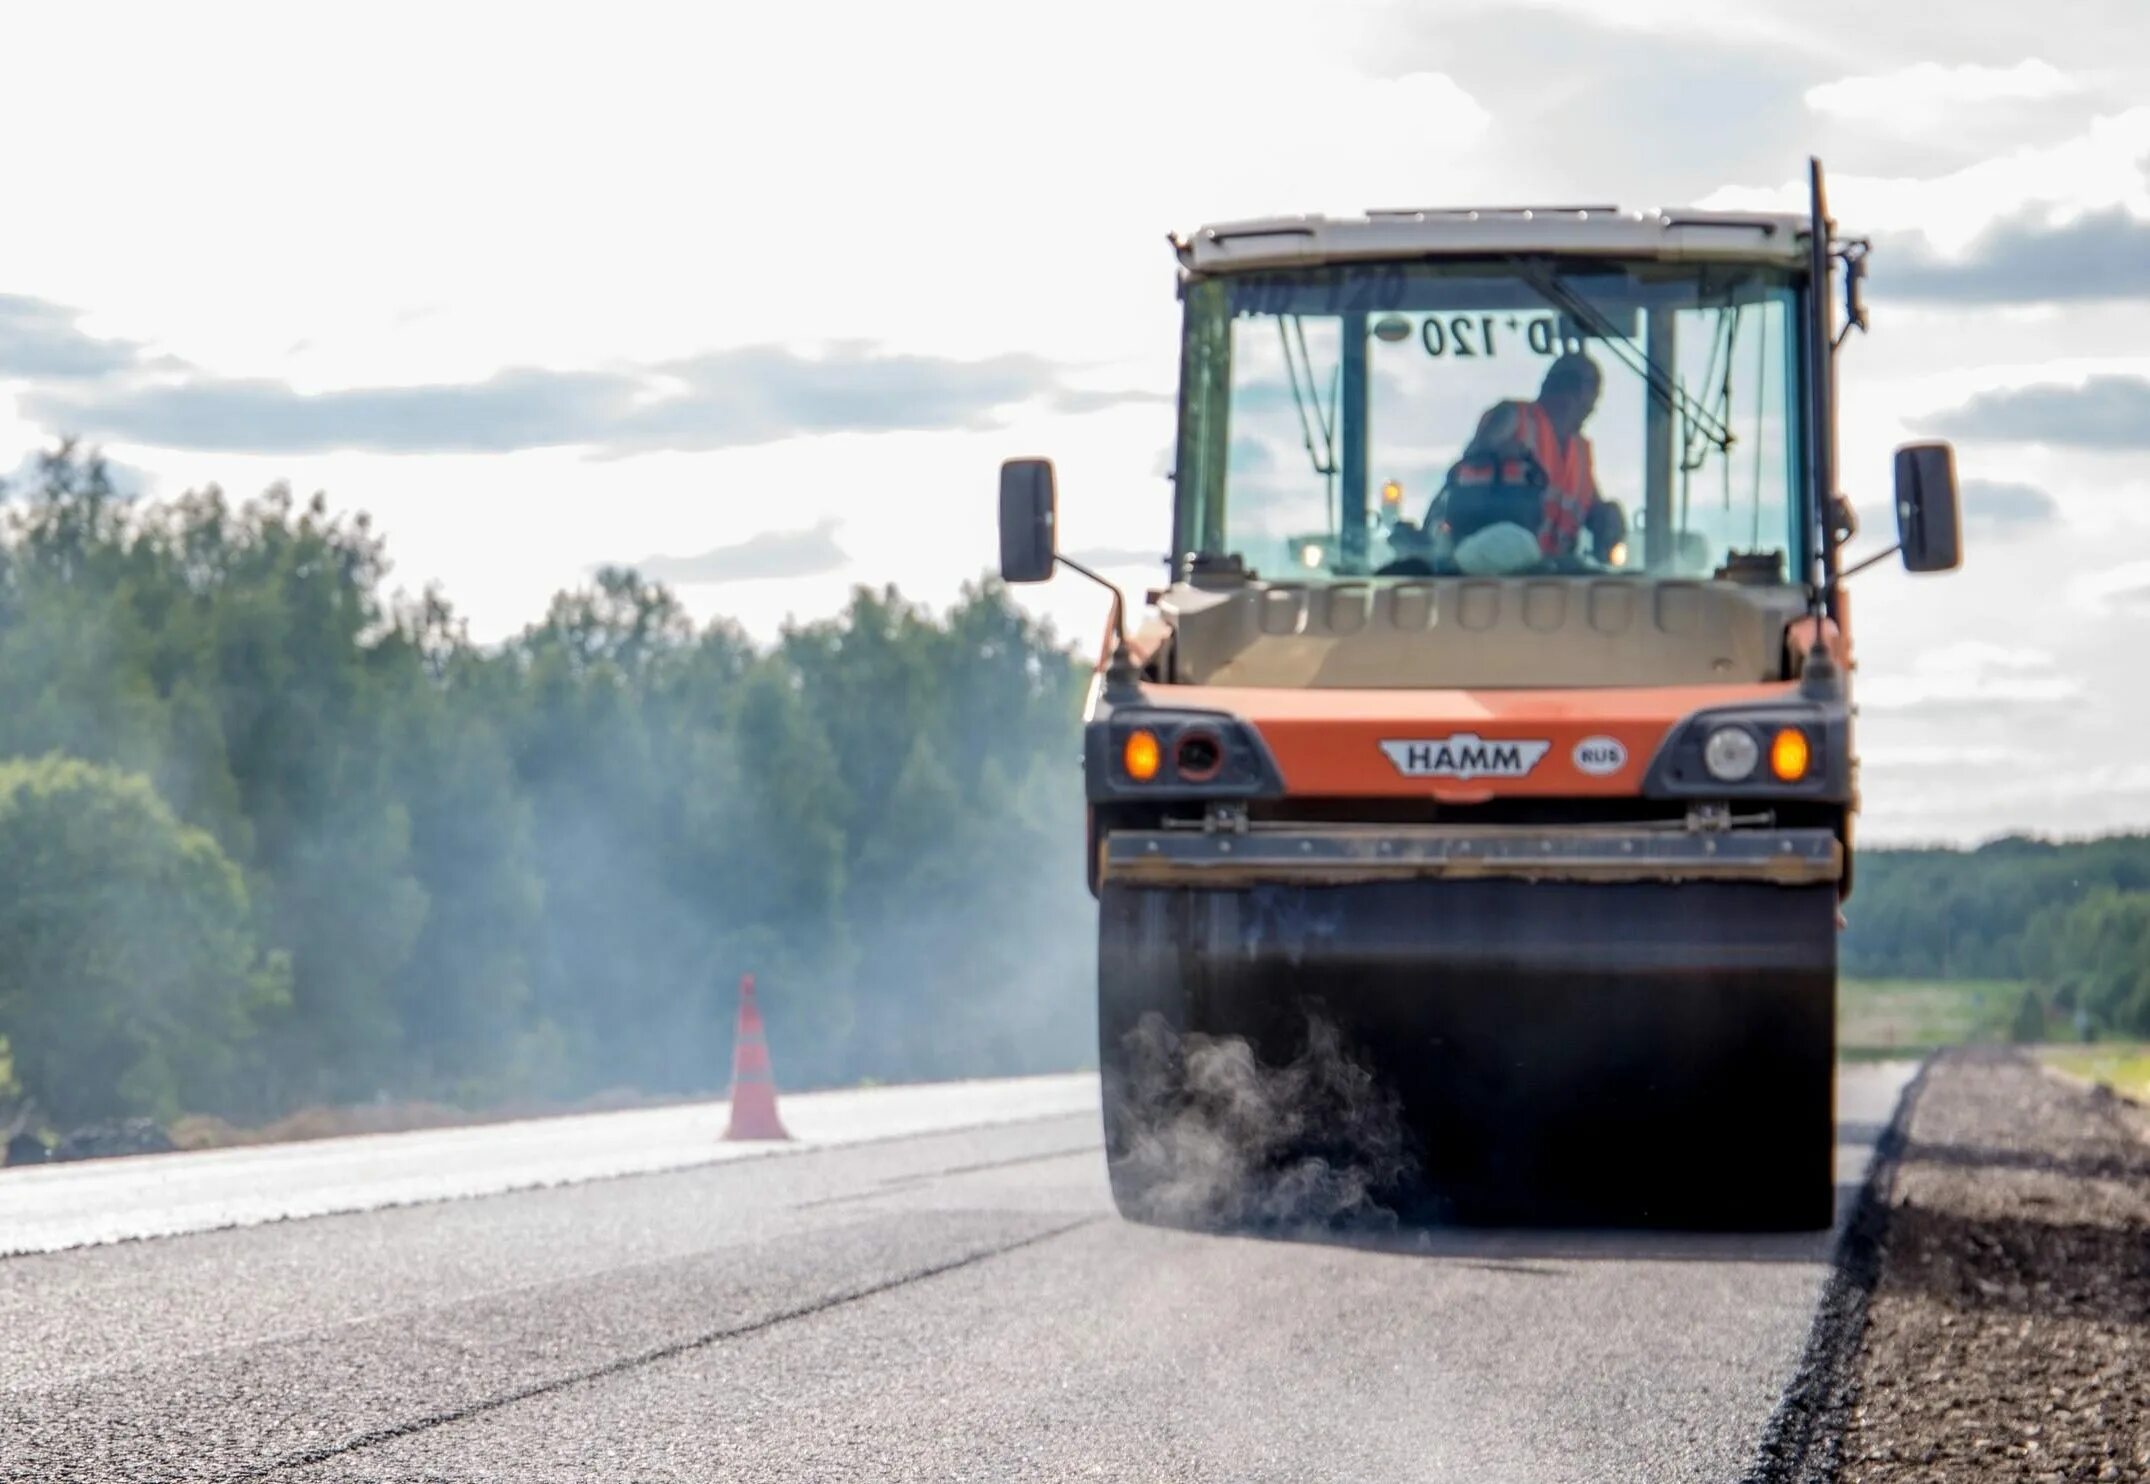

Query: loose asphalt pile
left=1843, top=1048, right=2150, bottom=1482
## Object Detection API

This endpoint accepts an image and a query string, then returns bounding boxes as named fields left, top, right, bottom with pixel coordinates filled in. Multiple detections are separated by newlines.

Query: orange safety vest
left=1512, top=402, right=1595, bottom=556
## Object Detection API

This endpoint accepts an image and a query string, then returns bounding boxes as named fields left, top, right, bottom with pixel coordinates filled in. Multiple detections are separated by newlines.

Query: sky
left=4, top=0, right=2149, bottom=845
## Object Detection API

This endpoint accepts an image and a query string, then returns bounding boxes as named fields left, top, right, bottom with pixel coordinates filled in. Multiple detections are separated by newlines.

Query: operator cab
left=1171, top=206, right=1813, bottom=590
left=1001, top=177, right=1962, bottom=691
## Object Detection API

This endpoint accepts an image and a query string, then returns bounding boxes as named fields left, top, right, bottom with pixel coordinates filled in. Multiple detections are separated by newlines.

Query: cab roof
left=1173, top=207, right=1813, bottom=275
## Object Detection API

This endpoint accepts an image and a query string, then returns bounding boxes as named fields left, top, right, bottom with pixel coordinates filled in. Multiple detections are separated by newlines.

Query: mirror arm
left=1055, top=554, right=1143, bottom=700
left=1800, top=536, right=1896, bottom=700
left=1838, top=542, right=1902, bottom=581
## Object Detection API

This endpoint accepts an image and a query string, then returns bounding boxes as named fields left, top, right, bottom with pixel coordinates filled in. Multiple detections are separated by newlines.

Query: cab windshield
left=1173, top=259, right=1810, bottom=583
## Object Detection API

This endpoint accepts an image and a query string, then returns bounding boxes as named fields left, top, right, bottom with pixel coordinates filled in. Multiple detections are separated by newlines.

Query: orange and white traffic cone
left=723, top=973, right=792, bottom=1141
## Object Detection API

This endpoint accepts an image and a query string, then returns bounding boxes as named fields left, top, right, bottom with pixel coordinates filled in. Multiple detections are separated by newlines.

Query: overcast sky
left=4, top=0, right=2149, bottom=845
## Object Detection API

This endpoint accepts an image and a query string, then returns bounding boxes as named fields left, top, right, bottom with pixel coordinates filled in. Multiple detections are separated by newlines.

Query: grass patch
left=2039, top=1046, right=2150, bottom=1103
left=1838, top=978, right=2022, bottom=1054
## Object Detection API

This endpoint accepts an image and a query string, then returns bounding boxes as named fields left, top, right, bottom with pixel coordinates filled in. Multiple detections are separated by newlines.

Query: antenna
left=1800, top=157, right=1844, bottom=698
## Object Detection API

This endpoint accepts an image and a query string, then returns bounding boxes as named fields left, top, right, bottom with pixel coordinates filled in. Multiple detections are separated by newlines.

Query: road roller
left=999, top=160, right=1961, bottom=1230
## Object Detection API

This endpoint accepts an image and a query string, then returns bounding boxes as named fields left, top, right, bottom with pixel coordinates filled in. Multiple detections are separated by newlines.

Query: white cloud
left=625, top=520, right=849, bottom=586
left=1703, top=107, right=2150, bottom=250
left=0, top=1, right=1493, bottom=379
left=1805, top=59, right=2081, bottom=135
left=1859, top=743, right=2018, bottom=769
left=1453, top=0, right=1815, bottom=52
left=2071, top=558, right=2150, bottom=611
left=1858, top=641, right=2081, bottom=711
left=1873, top=761, right=2150, bottom=837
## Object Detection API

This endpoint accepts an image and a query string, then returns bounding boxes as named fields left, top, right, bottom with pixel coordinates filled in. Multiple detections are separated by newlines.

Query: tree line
left=1844, top=835, right=2150, bottom=1038
left=0, top=441, right=2143, bottom=1140
left=0, top=444, right=1095, bottom=1135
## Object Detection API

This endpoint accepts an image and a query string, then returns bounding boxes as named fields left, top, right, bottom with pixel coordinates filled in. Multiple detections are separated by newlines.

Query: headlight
left=1703, top=725, right=1760, bottom=781
left=1174, top=728, right=1224, bottom=782
left=1297, top=540, right=1326, bottom=569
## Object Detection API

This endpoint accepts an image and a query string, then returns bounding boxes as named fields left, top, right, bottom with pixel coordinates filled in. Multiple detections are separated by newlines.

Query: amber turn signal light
left=1769, top=727, right=1810, bottom=782
left=1123, top=728, right=1162, bottom=781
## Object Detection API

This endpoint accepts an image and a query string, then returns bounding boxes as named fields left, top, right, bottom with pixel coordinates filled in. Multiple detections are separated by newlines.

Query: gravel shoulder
left=1843, top=1048, right=2150, bottom=1482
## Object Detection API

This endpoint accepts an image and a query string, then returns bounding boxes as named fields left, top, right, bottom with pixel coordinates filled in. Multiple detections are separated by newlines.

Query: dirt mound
left=1844, top=1048, right=2149, bottom=1481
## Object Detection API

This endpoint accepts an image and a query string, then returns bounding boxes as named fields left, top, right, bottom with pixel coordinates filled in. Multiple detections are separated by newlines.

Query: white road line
left=0, top=1073, right=1102, bottom=1257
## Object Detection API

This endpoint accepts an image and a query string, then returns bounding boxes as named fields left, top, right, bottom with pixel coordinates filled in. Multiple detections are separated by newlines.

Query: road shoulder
left=1842, top=1048, right=2150, bottom=1481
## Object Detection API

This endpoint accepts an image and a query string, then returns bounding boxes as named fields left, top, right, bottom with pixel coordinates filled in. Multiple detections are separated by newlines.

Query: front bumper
left=1102, top=822, right=1843, bottom=889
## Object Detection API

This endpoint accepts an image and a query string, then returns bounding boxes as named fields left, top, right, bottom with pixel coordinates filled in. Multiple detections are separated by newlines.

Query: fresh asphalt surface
left=1, top=1063, right=1914, bottom=1483
left=0, top=1075, right=1100, bottom=1257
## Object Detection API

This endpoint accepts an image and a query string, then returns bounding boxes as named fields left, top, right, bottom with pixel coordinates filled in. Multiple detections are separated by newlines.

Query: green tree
left=367, top=594, right=545, bottom=1100
left=2024, top=888, right=2150, bottom=1038
left=160, top=485, right=430, bottom=1105
left=1843, top=834, right=2150, bottom=982
left=2007, top=986, right=2048, bottom=1043
left=0, top=755, right=286, bottom=1124
left=0, top=439, right=1103, bottom=1125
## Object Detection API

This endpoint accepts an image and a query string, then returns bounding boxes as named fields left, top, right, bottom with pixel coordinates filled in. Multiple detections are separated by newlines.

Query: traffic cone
left=723, top=973, right=792, bottom=1141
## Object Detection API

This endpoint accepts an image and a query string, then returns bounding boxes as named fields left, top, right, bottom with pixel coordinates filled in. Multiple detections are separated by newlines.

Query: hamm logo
left=1379, top=734, right=1552, bottom=781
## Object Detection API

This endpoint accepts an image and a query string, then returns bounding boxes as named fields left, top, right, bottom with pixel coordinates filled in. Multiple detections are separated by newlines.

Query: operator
left=1463, top=351, right=1624, bottom=562
left=1399, top=351, right=1626, bottom=574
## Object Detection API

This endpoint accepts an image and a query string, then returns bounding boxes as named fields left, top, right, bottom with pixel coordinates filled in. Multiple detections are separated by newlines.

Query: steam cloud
left=1106, top=1011, right=1417, bottom=1230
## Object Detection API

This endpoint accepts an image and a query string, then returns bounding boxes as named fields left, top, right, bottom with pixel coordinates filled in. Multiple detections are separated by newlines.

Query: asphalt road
left=1, top=1063, right=1913, bottom=1483
left=0, top=1074, right=1099, bottom=1257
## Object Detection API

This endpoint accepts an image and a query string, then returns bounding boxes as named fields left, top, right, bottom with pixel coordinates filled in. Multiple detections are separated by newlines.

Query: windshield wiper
left=1684, top=304, right=1741, bottom=477
left=1278, top=316, right=1338, bottom=480
left=1510, top=260, right=1736, bottom=456
left=1277, top=315, right=1340, bottom=527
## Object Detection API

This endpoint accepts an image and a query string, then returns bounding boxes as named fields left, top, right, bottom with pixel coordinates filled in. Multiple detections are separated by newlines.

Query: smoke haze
left=0, top=444, right=1100, bottom=1144
left=1107, top=1010, right=1416, bottom=1231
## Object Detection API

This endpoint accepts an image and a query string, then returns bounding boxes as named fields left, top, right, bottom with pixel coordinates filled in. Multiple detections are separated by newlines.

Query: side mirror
left=1893, top=442, right=1961, bottom=573
left=998, top=457, right=1057, bottom=584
